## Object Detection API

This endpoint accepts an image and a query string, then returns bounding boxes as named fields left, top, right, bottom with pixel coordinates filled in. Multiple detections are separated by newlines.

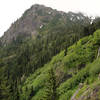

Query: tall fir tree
left=0, top=67, right=11, bottom=100
left=44, top=68, right=57, bottom=100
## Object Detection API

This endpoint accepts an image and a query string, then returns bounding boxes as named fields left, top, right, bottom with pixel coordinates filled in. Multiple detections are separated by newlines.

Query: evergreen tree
left=44, top=68, right=57, bottom=100
left=28, top=86, right=34, bottom=100
left=0, top=68, right=11, bottom=100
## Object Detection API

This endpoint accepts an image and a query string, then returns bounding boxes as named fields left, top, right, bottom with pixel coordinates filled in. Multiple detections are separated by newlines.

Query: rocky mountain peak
left=1, top=4, right=90, bottom=45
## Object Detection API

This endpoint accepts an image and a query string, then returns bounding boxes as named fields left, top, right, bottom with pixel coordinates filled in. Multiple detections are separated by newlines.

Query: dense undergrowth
left=19, top=30, right=100, bottom=100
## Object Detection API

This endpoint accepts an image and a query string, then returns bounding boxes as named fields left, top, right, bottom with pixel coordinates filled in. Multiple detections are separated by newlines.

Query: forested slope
left=19, top=29, right=100, bottom=100
left=0, top=4, right=100, bottom=100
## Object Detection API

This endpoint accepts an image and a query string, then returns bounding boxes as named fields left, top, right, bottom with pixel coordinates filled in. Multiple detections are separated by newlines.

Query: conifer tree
left=44, top=68, right=57, bottom=100
left=0, top=68, right=11, bottom=100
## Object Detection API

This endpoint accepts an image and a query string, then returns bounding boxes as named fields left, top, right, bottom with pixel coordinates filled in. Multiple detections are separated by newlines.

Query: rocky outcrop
left=71, top=83, right=84, bottom=100
left=1, top=4, right=56, bottom=44
left=71, top=82, right=100, bottom=100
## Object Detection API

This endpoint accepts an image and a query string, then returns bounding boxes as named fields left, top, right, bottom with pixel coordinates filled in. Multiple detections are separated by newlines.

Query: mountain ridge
left=1, top=4, right=90, bottom=45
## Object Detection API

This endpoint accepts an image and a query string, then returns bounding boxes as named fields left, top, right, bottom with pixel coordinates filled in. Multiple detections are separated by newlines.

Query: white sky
left=0, top=0, right=100, bottom=37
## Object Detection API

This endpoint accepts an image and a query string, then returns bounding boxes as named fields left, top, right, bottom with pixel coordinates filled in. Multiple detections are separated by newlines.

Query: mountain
left=1, top=4, right=90, bottom=44
left=0, top=4, right=100, bottom=100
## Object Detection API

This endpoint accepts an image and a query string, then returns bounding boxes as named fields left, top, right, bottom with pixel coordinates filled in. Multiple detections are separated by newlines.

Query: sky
left=0, top=0, right=100, bottom=37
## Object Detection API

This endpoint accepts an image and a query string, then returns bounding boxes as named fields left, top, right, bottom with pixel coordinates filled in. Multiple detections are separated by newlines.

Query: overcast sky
left=0, top=0, right=100, bottom=37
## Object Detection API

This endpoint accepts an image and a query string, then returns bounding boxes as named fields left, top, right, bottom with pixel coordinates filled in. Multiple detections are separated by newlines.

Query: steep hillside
left=19, top=30, right=100, bottom=100
left=70, top=58, right=100, bottom=100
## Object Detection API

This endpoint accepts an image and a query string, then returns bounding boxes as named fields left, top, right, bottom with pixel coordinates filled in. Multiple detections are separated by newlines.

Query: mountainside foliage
left=1, top=4, right=100, bottom=100
left=19, top=29, right=100, bottom=100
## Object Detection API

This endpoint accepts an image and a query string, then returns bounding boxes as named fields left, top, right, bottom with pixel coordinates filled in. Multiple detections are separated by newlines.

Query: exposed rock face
left=71, top=84, right=100, bottom=100
left=1, top=4, right=56, bottom=44
left=1, top=4, right=90, bottom=45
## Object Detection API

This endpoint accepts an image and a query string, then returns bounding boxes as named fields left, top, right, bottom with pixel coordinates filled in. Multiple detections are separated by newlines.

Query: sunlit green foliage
left=18, top=30, right=100, bottom=100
